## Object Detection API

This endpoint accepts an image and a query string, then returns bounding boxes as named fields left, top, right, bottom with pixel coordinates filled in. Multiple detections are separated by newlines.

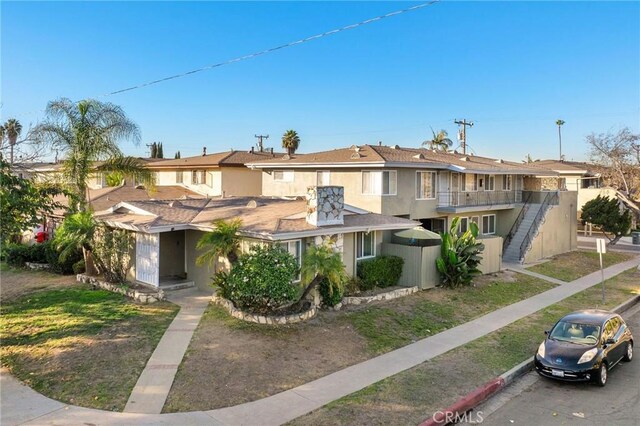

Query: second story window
left=273, top=170, right=294, bottom=182
left=317, top=170, right=330, bottom=186
left=416, top=171, right=437, bottom=200
left=486, top=175, right=495, bottom=191
left=362, top=170, right=397, bottom=195
left=176, top=171, right=183, bottom=184
left=504, top=174, right=512, bottom=191
left=465, top=173, right=477, bottom=191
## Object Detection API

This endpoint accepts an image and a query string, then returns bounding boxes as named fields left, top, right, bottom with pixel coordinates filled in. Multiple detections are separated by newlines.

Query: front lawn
left=289, top=267, right=640, bottom=426
left=526, top=250, right=635, bottom=282
left=0, top=261, right=79, bottom=302
left=164, top=271, right=556, bottom=412
left=0, top=286, right=179, bottom=411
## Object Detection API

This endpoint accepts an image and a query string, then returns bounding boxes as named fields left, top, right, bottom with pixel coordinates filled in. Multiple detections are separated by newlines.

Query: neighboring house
left=145, top=148, right=282, bottom=197
left=96, top=186, right=421, bottom=291
left=9, top=162, right=57, bottom=180
left=248, top=144, right=578, bottom=264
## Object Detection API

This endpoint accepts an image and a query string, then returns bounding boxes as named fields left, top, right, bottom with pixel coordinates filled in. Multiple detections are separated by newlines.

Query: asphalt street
left=483, top=303, right=640, bottom=426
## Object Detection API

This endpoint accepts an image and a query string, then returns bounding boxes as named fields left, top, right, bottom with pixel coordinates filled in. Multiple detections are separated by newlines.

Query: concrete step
left=160, top=281, right=196, bottom=292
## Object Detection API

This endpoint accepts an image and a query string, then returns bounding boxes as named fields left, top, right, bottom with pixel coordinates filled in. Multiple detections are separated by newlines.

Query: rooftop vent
left=282, top=154, right=291, bottom=160
left=495, top=159, right=504, bottom=163
left=169, top=200, right=182, bottom=208
left=246, top=200, right=258, bottom=209
left=349, top=144, right=359, bottom=150
left=350, top=152, right=362, bottom=159
left=413, top=153, right=425, bottom=160
left=460, top=156, right=470, bottom=161
left=202, top=147, right=207, bottom=156
left=390, top=144, right=400, bottom=149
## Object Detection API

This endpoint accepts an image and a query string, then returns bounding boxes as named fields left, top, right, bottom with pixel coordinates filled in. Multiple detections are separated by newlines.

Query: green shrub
left=435, top=217, right=485, bottom=288
left=72, top=259, right=86, bottom=275
left=5, top=244, right=31, bottom=267
left=344, top=276, right=363, bottom=296
left=210, top=271, right=230, bottom=298
left=357, top=255, right=404, bottom=289
left=45, top=241, right=82, bottom=275
left=319, top=277, right=343, bottom=307
left=225, top=245, right=299, bottom=313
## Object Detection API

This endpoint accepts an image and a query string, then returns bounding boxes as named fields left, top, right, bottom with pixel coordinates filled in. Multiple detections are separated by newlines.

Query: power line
left=103, top=1, right=440, bottom=97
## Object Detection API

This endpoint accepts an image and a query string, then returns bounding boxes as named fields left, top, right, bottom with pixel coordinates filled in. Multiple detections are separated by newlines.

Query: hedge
left=357, top=255, right=404, bottom=289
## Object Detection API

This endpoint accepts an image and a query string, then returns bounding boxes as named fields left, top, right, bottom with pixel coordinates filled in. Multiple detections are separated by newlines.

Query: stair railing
left=518, top=191, right=559, bottom=262
left=502, top=190, right=532, bottom=253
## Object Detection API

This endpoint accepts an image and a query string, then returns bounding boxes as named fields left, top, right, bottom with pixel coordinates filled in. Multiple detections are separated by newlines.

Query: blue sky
left=2, top=1, right=639, bottom=161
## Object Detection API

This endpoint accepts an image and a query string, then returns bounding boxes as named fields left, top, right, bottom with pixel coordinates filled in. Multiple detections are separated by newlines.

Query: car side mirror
left=605, top=338, right=616, bottom=345
left=544, top=330, right=549, bottom=335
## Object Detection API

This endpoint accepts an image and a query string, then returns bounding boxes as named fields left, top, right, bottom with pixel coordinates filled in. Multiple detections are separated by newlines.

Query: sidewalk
left=2, top=256, right=639, bottom=426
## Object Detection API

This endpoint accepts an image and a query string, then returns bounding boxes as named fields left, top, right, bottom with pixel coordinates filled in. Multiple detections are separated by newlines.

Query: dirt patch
left=164, top=306, right=370, bottom=412
left=0, top=265, right=79, bottom=302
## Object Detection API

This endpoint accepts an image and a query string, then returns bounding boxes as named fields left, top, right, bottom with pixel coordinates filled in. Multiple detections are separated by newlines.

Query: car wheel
left=623, top=342, right=633, bottom=362
left=595, top=363, right=608, bottom=387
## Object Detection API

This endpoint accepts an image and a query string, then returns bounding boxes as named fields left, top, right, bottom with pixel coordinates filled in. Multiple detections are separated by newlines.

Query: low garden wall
left=340, top=286, right=419, bottom=307
left=211, top=295, right=317, bottom=324
left=25, top=262, right=51, bottom=271
left=76, top=274, right=165, bottom=304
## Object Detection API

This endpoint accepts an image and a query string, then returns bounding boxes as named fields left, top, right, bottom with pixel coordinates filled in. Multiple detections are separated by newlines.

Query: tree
left=33, top=98, right=153, bottom=211
left=52, top=211, right=98, bottom=274
left=196, top=219, right=242, bottom=267
left=581, top=195, right=631, bottom=245
left=295, top=243, right=347, bottom=310
left=0, top=159, right=63, bottom=244
left=435, top=217, right=485, bottom=288
left=422, top=128, right=453, bottom=151
left=157, top=142, right=164, bottom=158
left=174, top=151, right=181, bottom=159
left=556, top=119, right=565, bottom=161
left=282, top=129, right=300, bottom=155
left=2, top=118, right=23, bottom=164
left=150, top=142, right=158, bottom=158
left=524, top=153, right=540, bottom=163
left=587, top=127, right=640, bottom=202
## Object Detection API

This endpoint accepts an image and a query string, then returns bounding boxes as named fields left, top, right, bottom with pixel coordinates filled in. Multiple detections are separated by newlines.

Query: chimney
left=202, top=147, right=207, bottom=156
left=306, top=186, right=344, bottom=227
left=270, top=147, right=274, bottom=155
left=250, top=146, right=254, bottom=153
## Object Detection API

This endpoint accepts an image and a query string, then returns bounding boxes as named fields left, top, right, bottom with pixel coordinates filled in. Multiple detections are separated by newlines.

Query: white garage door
left=136, top=232, right=159, bottom=286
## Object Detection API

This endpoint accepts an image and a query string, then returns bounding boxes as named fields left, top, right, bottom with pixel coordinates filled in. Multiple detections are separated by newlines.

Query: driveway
left=484, top=303, right=640, bottom=425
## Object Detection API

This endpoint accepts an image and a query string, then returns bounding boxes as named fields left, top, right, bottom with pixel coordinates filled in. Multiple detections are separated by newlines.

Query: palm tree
left=196, top=219, right=242, bottom=268
left=423, top=128, right=453, bottom=151
left=53, top=211, right=98, bottom=275
left=3, top=118, right=23, bottom=164
left=34, top=98, right=153, bottom=211
left=556, top=119, right=565, bottom=161
left=295, top=244, right=347, bottom=310
left=281, top=130, right=300, bottom=155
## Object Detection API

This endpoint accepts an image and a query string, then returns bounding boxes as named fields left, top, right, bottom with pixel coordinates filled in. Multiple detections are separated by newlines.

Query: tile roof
left=523, top=160, right=590, bottom=174
left=145, top=150, right=283, bottom=169
left=248, top=144, right=555, bottom=174
left=97, top=196, right=417, bottom=238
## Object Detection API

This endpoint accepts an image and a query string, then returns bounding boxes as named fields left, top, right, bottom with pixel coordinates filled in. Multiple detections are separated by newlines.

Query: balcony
left=437, top=190, right=523, bottom=213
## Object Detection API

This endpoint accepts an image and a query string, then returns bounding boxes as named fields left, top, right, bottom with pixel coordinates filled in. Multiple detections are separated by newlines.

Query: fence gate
left=136, top=232, right=159, bottom=286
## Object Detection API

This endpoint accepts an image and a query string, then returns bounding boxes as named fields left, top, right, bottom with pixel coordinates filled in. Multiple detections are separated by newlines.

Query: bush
left=72, top=259, right=86, bottom=274
left=45, top=241, right=82, bottom=275
left=319, top=277, right=343, bottom=307
left=210, top=271, right=230, bottom=298
left=225, top=245, right=299, bottom=313
left=4, top=243, right=49, bottom=267
left=357, top=255, right=404, bottom=289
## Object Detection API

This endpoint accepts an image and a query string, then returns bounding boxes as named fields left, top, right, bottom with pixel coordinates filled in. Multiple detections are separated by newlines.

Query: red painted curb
left=419, top=377, right=505, bottom=426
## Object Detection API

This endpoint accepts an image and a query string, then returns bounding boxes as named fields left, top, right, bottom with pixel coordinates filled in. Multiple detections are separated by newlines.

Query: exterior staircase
left=502, top=191, right=560, bottom=264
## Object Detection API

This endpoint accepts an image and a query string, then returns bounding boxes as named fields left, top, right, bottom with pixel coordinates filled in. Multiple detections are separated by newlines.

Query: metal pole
left=600, top=251, right=605, bottom=304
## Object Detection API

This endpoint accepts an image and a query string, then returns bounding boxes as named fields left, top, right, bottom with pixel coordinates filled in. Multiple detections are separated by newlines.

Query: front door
left=136, top=232, right=159, bottom=286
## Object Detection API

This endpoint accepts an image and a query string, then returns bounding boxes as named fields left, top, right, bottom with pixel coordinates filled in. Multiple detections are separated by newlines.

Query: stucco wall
left=185, top=230, right=216, bottom=290
left=155, top=168, right=223, bottom=196
left=342, top=232, right=355, bottom=277
left=221, top=167, right=263, bottom=196
left=477, top=235, right=503, bottom=274
left=159, top=231, right=186, bottom=277
left=524, top=191, right=578, bottom=264
left=577, top=187, right=618, bottom=213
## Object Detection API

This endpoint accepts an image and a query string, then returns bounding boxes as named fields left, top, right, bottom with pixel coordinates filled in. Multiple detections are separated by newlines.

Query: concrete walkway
left=503, top=263, right=568, bottom=286
left=125, top=287, right=211, bottom=414
left=2, top=256, right=638, bottom=426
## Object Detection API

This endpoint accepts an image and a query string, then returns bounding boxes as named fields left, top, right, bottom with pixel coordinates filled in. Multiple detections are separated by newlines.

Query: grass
left=288, top=267, right=640, bottom=426
left=0, top=286, right=179, bottom=411
left=346, top=272, right=557, bottom=354
left=527, top=250, right=635, bottom=282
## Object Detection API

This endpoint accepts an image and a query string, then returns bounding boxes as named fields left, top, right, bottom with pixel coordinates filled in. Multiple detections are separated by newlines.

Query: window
left=504, top=175, right=512, bottom=191
left=416, top=172, right=437, bottom=200
left=273, top=170, right=294, bottom=182
left=486, top=175, right=495, bottom=191
left=176, top=171, right=183, bottom=184
left=482, top=214, right=496, bottom=234
left=356, top=231, right=375, bottom=259
left=465, top=174, right=477, bottom=191
left=458, top=217, right=469, bottom=233
left=362, top=170, right=397, bottom=195
left=317, top=170, right=330, bottom=186
left=470, top=216, right=479, bottom=226
left=278, top=240, right=302, bottom=280
left=192, top=170, right=206, bottom=184
left=95, top=173, right=106, bottom=187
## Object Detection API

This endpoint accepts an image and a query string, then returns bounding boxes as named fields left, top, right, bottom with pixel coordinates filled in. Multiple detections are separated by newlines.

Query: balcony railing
left=437, top=190, right=522, bottom=208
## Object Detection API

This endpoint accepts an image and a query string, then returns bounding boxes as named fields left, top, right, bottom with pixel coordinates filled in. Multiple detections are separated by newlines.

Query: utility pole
left=556, top=119, right=565, bottom=161
left=254, top=134, right=269, bottom=152
left=145, top=143, right=154, bottom=157
left=454, top=119, right=474, bottom=155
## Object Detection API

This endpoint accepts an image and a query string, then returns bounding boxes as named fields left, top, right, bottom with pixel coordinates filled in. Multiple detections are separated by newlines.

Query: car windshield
left=549, top=321, right=601, bottom=345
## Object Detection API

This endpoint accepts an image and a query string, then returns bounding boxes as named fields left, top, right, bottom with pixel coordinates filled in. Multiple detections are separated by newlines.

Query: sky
left=2, top=1, right=639, bottom=162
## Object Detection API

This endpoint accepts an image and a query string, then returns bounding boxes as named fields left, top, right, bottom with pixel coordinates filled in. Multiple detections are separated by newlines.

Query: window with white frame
left=176, top=171, right=183, bottom=184
left=504, top=174, right=512, bottom=191
left=273, top=170, right=294, bottom=182
left=355, top=231, right=375, bottom=259
left=277, top=239, right=302, bottom=280
left=482, top=214, right=496, bottom=235
left=458, top=217, right=469, bottom=233
left=362, top=170, right=397, bottom=195
left=470, top=216, right=479, bottom=226
left=465, top=173, right=477, bottom=191
left=486, top=175, right=495, bottom=191
left=192, top=170, right=206, bottom=184
left=317, top=170, right=330, bottom=186
left=416, top=171, right=437, bottom=200
left=95, top=173, right=106, bottom=187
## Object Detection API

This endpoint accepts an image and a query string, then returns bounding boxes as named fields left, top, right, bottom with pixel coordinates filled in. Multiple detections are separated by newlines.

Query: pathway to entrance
left=1, top=256, right=638, bottom=426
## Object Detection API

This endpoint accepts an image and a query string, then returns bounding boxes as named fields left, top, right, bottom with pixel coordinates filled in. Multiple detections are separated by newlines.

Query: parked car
left=535, top=310, right=633, bottom=386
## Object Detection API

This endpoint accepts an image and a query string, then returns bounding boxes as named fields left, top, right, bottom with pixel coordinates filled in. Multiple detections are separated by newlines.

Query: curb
left=418, top=295, right=640, bottom=426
